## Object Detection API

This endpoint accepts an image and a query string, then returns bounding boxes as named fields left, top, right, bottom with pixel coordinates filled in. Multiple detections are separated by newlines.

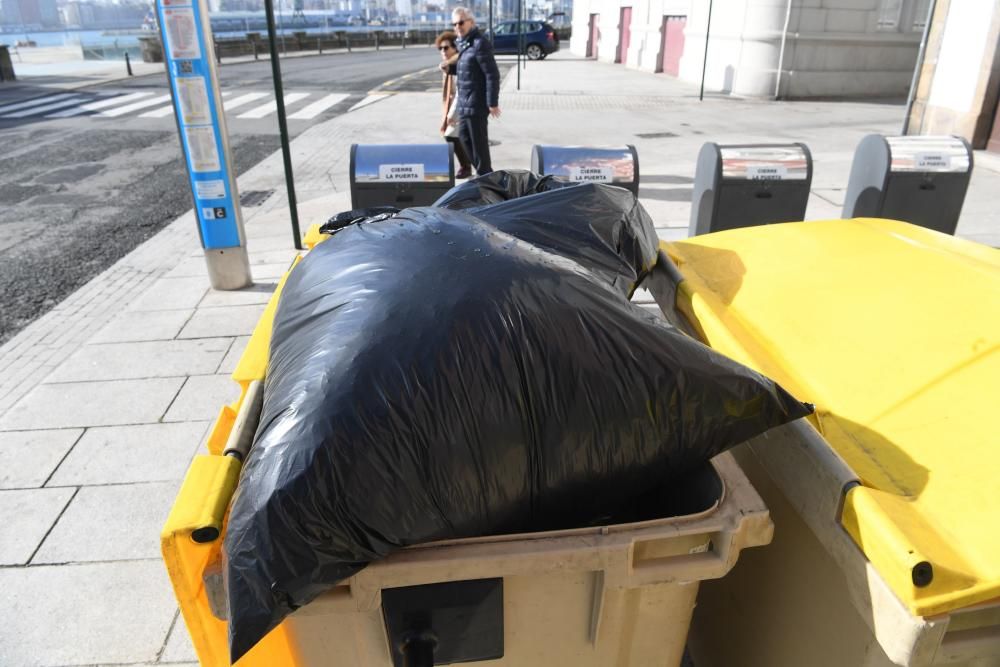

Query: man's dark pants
left=458, top=113, right=492, bottom=175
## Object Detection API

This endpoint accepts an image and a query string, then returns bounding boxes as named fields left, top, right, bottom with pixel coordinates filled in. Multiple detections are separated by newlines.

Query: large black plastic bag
left=449, top=176, right=659, bottom=298
left=431, top=169, right=575, bottom=210
left=224, top=179, right=812, bottom=662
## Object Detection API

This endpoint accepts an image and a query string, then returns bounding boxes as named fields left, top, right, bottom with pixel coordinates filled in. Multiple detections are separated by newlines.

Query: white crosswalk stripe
left=139, top=103, right=177, bottom=119
left=287, top=93, right=350, bottom=120
left=45, top=92, right=154, bottom=118
left=348, top=93, right=388, bottom=112
left=0, top=89, right=356, bottom=120
left=3, top=96, right=88, bottom=118
left=99, top=94, right=173, bottom=117
left=222, top=92, right=269, bottom=112
left=237, top=92, right=310, bottom=119
left=0, top=93, right=78, bottom=115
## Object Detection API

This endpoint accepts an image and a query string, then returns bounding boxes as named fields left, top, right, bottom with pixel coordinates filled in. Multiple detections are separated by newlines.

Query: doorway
left=659, top=15, right=686, bottom=76
left=617, top=7, right=632, bottom=64
left=587, top=13, right=600, bottom=58
left=988, top=89, right=1000, bottom=153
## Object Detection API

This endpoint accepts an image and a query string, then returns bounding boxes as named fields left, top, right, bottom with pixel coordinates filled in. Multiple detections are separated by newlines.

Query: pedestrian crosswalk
left=287, top=93, right=350, bottom=120
left=3, top=95, right=88, bottom=118
left=0, top=89, right=377, bottom=122
left=47, top=92, right=154, bottom=118
left=237, top=92, right=311, bottom=119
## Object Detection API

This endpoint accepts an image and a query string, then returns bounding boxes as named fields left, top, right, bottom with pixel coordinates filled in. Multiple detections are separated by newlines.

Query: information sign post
left=157, top=0, right=252, bottom=290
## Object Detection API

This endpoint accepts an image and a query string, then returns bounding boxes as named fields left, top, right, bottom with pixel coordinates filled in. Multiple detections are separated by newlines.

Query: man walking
left=451, top=6, right=501, bottom=175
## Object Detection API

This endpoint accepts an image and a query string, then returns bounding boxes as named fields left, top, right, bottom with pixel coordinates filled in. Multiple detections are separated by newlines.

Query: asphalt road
left=0, top=48, right=444, bottom=345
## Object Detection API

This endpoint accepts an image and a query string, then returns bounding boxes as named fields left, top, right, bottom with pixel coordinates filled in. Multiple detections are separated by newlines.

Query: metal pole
left=773, top=0, right=792, bottom=99
left=125, top=51, right=133, bottom=76
left=489, top=0, right=493, bottom=40
left=516, top=0, right=522, bottom=89
left=279, top=0, right=286, bottom=53
left=902, top=0, right=937, bottom=135
left=264, top=0, right=303, bottom=249
left=699, top=0, right=713, bottom=102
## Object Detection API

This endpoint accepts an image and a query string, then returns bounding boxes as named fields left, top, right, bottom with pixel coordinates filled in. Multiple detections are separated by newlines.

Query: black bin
left=530, top=145, right=639, bottom=194
left=689, top=142, right=812, bottom=236
left=350, top=144, right=455, bottom=209
left=842, top=134, right=973, bottom=235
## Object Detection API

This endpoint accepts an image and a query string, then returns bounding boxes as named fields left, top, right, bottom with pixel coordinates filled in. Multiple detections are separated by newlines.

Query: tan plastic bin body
left=162, top=240, right=776, bottom=667
left=687, top=422, right=1000, bottom=667
left=282, top=451, right=772, bottom=667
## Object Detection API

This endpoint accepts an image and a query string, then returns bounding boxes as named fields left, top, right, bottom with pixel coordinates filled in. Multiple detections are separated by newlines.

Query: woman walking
left=436, top=31, right=472, bottom=179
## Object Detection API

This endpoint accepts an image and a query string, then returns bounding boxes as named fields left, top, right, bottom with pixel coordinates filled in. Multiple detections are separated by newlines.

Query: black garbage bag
left=432, top=169, right=575, bottom=210
left=224, top=179, right=812, bottom=662
left=457, top=176, right=659, bottom=298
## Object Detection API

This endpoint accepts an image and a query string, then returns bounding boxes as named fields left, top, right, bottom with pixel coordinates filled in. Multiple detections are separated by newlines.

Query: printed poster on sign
left=915, top=153, right=951, bottom=170
left=195, top=179, right=227, bottom=200
left=176, top=77, right=212, bottom=125
left=163, top=6, right=201, bottom=60
left=377, top=164, right=425, bottom=181
left=569, top=166, right=614, bottom=183
left=747, top=164, right=788, bottom=181
left=184, top=126, right=221, bottom=172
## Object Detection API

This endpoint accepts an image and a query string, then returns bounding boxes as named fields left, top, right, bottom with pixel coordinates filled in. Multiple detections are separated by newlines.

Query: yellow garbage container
left=161, top=226, right=776, bottom=666
left=662, top=218, right=1000, bottom=666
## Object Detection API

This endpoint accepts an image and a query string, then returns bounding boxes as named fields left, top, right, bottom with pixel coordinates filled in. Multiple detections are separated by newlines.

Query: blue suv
left=489, top=21, right=560, bottom=60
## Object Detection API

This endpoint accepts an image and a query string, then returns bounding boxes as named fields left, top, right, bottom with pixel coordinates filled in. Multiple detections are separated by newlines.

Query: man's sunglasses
left=452, top=19, right=467, bottom=26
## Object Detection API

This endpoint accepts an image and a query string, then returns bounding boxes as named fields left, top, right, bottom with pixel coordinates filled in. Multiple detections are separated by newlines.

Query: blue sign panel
left=157, top=0, right=242, bottom=249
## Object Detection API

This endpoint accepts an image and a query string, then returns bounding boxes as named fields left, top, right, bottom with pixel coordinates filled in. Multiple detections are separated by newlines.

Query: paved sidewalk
left=0, top=51, right=997, bottom=667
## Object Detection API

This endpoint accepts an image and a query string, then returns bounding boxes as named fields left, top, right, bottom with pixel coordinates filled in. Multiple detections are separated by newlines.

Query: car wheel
left=526, top=43, right=543, bottom=60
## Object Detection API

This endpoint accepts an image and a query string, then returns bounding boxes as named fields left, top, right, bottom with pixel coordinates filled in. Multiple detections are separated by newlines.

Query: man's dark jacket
left=456, top=27, right=500, bottom=118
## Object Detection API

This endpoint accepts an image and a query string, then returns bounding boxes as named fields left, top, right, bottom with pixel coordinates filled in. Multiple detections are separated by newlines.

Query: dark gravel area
left=0, top=128, right=279, bottom=344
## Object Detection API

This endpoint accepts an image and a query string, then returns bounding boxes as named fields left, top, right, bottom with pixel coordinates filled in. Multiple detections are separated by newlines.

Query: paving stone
left=89, top=310, right=193, bottom=344
left=218, top=336, right=251, bottom=375
left=0, top=561, right=176, bottom=666
left=33, top=481, right=178, bottom=563
left=0, top=429, right=83, bottom=489
left=163, top=375, right=241, bottom=422
left=128, top=276, right=211, bottom=312
left=631, top=288, right=656, bottom=304
left=161, top=612, right=199, bottom=663
left=199, top=283, right=278, bottom=308
left=658, top=227, right=691, bottom=242
left=249, top=248, right=301, bottom=265
left=47, top=422, right=210, bottom=486
left=248, top=261, right=296, bottom=279
left=46, top=339, right=231, bottom=383
left=0, top=488, right=75, bottom=565
left=164, top=255, right=210, bottom=278
left=246, top=234, right=300, bottom=252
left=177, top=304, right=267, bottom=339
left=0, top=378, right=185, bottom=430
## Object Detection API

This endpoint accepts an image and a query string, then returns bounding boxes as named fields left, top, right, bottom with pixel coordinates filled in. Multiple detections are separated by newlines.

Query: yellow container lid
left=666, top=218, right=1000, bottom=617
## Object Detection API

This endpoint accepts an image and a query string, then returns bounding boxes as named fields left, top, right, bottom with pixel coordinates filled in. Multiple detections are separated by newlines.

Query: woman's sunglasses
left=439, top=45, right=454, bottom=51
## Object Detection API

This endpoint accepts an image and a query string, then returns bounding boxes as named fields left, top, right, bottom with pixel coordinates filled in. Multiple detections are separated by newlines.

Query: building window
left=877, top=0, right=904, bottom=31
left=910, top=0, right=932, bottom=31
